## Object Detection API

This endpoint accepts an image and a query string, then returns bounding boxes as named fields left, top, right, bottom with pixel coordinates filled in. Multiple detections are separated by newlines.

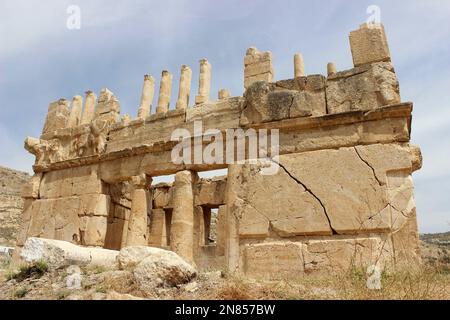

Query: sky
left=0, top=0, right=449, bottom=233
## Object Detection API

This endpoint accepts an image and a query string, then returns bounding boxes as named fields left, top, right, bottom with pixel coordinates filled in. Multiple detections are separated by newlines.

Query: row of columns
left=137, top=59, right=214, bottom=120
left=293, top=52, right=337, bottom=77
left=65, top=91, right=97, bottom=129
left=125, top=170, right=196, bottom=265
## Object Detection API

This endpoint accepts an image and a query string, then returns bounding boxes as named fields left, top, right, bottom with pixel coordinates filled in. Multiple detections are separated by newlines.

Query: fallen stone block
left=20, top=237, right=118, bottom=269
left=118, top=246, right=196, bottom=293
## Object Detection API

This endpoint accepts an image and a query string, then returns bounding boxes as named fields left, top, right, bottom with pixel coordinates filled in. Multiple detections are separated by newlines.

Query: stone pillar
left=175, top=65, right=192, bottom=110
left=42, top=99, right=70, bottom=135
left=81, top=91, right=97, bottom=125
left=156, top=71, right=173, bottom=114
left=224, top=164, right=241, bottom=272
left=294, top=53, right=305, bottom=78
left=137, top=75, right=155, bottom=119
left=67, top=95, right=83, bottom=128
left=148, top=208, right=167, bottom=247
left=195, top=59, right=211, bottom=105
left=170, top=170, right=197, bottom=265
left=327, top=62, right=337, bottom=76
left=244, top=47, right=273, bottom=89
left=349, top=23, right=391, bottom=67
left=218, top=89, right=230, bottom=100
left=125, top=174, right=152, bottom=247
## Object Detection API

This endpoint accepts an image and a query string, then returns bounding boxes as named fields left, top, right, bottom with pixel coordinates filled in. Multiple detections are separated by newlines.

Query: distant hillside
left=0, top=166, right=30, bottom=246
left=421, top=232, right=450, bottom=246
left=420, top=232, right=450, bottom=272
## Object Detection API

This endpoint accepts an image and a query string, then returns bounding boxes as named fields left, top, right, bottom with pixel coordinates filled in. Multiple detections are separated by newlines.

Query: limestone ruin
left=17, top=23, right=422, bottom=278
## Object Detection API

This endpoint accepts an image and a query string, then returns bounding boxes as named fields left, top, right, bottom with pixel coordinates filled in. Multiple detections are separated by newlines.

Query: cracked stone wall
left=226, top=143, right=422, bottom=278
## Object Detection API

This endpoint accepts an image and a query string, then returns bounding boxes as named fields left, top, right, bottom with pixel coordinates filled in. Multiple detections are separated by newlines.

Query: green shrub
left=7, top=260, right=49, bottom=282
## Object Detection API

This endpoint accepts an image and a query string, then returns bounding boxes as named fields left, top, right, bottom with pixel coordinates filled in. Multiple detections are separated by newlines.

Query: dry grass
left=211, top=264, right=450, bottom=300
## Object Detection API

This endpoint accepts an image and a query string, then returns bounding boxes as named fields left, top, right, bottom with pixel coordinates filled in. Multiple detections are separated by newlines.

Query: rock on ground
left=21, top=237, right=118, bottom=269
left=118, top=246, right=197, bottom=294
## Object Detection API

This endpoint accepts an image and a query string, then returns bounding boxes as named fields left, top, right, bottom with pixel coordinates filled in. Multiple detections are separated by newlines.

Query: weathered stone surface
left=277, top=146, right=393, bottom=234
left=170, top=171, right=196, bottom=264
left=194, top=177, right=227, bottom=207
left=326, top=62, right=400, bottom=113
left=195, top=59, right=211, bottom=105
left=42, top=100, right=70, bottom=135
left=302, top=236, right=392, bottom=272
left=243, top=242, right=305, bottom=279
left=152, top=184, right=172, bottom=209
left=350, top=23, right=391, bottom=67
left=21, top=173, right=41, bottom=199
left=137, top=75, right=156, bottom=119
left=80, top=215, right=108, bottom=246
left=20, top=237, right=118, bottom=269
left=148, top=209, right=168, bottom=247
left=228, top=161, right=332, bottom=238
left=156, top=71, right=173, bottom=114
left=133, top=249, right=196, bottom=292
left=118, top=245, right=165, bottom=270
left=125, top=175, right=151, bottom=247
left=244, top=48, right=273, bottom=89
left=176, top=65, right=192, bottom=110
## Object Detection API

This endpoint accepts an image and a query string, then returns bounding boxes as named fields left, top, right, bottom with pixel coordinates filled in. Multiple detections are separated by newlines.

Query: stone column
left=327, top=62, right=337, bottom=76
left=67, top=95, right=83, bottom=128
left=81, top=91, right=97, bottom=125
left=137, top=75, right=155, bottom=119
left=175, top=65, right=192, bottom=110
left=125, top=174, right=152, bottom=247
left=156, top=71, right=173, bottom=114
left=195, top=59, right=211, bottom=105
left=294, top=53, right=305, bottom=77
left=218, top=89, right=230, bottom=100
left=170, top=170, right=197, bottom=265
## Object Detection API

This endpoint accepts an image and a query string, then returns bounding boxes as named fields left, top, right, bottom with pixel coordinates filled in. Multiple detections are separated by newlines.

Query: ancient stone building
left=17, top=23, right=422, bottom=278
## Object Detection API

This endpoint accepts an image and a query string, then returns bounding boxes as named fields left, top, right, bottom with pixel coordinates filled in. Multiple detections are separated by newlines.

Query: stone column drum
left=195, top=59, right=211, bottom=105
left=156, top=71, right=173, bottom=114
left=81, top=91, right=97, bottom=124
left=294, top=53, right=305, bottom=77
left=137, top=75, right=155, bottom=119
left=170, top=170, right=197, bottom=264
left=125, top=174, right=152, bottom=247
left=67, top=95, right=83, bottom=128
left=175, top=65, right=192, bottom=110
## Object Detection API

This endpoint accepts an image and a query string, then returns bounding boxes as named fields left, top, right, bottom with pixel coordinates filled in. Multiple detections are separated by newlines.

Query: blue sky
left=1, top=0, right=449, bottom=233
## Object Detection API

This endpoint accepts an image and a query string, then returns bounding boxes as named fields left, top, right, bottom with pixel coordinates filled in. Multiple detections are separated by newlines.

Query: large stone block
left=244, top=48, right=273, bottom=89
left=40, top=165, right=106, bottom=199
left=42, top=100, right=70, bottom=135
left=302, top=236, right=393, bottom=272
left=326, top=62, right=400, bottom=114
left=80, top=215, right=108, bottom=246
left=21, top=173, right=42, bottom=199
left=243, top=242, right=305, bottom=279
left=228, top=161, right=332, bottom=238
left=194, top=177, right=227, bottom=207
left=79, top=194, right=111, bottom=217
left=349, top=23, right=391, bottom=67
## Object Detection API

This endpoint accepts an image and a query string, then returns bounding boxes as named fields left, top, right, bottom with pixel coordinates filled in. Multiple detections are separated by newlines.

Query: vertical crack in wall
left=273, top=160, right=338, bottom=235
left=354, top=147, right=383, bottom=186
